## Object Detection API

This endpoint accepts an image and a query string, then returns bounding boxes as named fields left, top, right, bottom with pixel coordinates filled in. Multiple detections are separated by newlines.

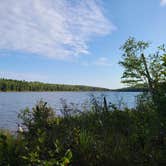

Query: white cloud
left=0, top=0, right=114, bottom=60
left=160, top=0, right=166, bottom=6
left=94, top=57, right=112, bottom=66
left=81, top=57, right=112, bottom=67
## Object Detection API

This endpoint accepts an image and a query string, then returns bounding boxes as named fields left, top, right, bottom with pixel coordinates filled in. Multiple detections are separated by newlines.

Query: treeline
left=114, top=84, right=148, bottom=92
left=0, top=78, right=109, bottom=92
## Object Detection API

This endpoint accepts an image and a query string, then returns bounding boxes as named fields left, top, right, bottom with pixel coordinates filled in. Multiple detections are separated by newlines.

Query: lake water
left=0, top=92, right=140, bottom=130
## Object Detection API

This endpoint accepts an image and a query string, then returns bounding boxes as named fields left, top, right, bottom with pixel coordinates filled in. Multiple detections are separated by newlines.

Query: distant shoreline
left=0, top=90, right=111, bottom=92
left=0, top=78, right=110, bottom=92
left=112, top=88, right=147, bottom=92
left=0, top=90, right=144, bottom=93
left=0, top=78, right=147, bottom=92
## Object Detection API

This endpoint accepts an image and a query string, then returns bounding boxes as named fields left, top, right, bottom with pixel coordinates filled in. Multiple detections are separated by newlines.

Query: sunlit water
left=0, top=91, right=140, bottom=130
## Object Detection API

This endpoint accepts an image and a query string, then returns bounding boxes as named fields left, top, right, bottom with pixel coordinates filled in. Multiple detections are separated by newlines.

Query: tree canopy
left=119, top=37, right=166, bottom=97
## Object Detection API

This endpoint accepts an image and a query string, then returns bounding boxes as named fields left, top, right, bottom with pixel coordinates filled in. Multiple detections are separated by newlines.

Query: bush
left=0, top=98, right=166, bottom=165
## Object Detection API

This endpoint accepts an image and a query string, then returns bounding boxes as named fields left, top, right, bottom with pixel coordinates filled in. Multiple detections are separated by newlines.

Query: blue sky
left=0, top=0, right=166, bottom=89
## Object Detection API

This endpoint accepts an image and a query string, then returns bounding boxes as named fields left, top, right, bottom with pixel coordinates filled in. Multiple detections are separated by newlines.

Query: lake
left=0, top=91, right=140, bottom=130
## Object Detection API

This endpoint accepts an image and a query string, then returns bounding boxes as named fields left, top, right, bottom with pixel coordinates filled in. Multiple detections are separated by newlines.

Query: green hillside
left=0, top=78, right=110, bottom=92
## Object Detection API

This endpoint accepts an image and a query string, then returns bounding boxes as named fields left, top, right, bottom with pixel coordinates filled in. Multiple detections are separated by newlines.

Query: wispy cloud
left=94, top=57, right=112, bottom=66
left=81, top=57, right=112, bottom=67
left=0, top=0, right=114, bottom=60
left=160, top=0, right=166, bottom=6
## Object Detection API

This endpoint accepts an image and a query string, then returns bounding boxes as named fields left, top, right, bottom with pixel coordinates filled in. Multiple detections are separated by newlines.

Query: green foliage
left=119, top=37, right=166, bottom=113
left=0, top=129, right=24, bottom=165
left=119, top=37, right=166, bottom=92
left=0, top=97, right=166, bottom=165
left=0, top=78, right=109, bottom=92
left=162, top=53, right=166, bottom=71
left=18, top=101, right=72, bottom=166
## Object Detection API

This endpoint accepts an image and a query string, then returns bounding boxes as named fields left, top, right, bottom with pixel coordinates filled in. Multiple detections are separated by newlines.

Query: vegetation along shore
left=0, top=38, right=166, bottom=165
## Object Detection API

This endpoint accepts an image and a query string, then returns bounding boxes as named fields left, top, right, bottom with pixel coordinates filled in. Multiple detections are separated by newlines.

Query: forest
left=0, top=79, right=109, bottom=92
left=0, top=38, right=166, bottom=165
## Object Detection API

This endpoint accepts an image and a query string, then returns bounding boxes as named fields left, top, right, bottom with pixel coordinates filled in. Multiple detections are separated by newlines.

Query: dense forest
left=0, top=78, right=109, bottom=92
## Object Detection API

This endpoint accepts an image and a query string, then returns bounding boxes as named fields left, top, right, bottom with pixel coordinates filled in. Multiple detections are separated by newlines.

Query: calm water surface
left=0, top=91, right=140, bottom=130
